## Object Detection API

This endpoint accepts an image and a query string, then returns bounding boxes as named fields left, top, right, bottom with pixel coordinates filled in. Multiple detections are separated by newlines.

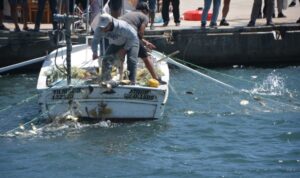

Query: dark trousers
left=0, top=0, right=3, bottom=10
left=250, top=0, right=274, bottom=23
left=35, top=0, right=58, bottom=30
left=162, top=0, right=180, bottom=24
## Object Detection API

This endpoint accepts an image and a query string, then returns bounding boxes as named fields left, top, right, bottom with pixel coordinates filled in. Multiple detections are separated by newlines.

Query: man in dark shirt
left=120, top=2, right=165, bottom=83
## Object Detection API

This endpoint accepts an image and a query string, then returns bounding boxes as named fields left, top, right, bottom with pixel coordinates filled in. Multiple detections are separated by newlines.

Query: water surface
left=1, top=65, right=300, bottom=178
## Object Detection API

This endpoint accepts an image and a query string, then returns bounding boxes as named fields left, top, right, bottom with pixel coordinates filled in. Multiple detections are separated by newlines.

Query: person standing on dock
left=248, top=0, right=275, bottom=27
left=201, top=0, right=221, bottom=28
left=91, top=13, right=139, bottom=84
left=220, top=0, right=231, bottom=26
left=108, top=0, right=123, bottom=18
left=33, top=0, right=58, bottom=32
left=8, top=0, right=30, bottom=32
left=90, top=0, right=109, bottom=23
left=0, top=0, right=9, bottom=31
left=161, top=0, right=180, bottom=26
left=139, top=0, right=157, bottom=30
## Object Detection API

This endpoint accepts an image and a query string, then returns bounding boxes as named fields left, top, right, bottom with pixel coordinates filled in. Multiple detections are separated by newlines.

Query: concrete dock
left=145, top=0, right=300, bottom=66
left=0, top=0, right=300, bottom=69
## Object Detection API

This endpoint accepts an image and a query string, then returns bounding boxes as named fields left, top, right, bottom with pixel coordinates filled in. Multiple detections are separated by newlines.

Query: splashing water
left=250, top=72, right=287, bottom=96
left=1, top=117, right=114, bottom=138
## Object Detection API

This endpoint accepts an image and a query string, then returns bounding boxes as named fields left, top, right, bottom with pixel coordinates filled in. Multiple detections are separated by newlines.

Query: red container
left=183, top=10, right=212, bottom=21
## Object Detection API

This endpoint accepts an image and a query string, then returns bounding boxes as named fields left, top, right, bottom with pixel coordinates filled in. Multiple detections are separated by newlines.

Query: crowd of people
left=0, top=0, right=299, bottom=32
left=0, top=0, right=90, bottom=32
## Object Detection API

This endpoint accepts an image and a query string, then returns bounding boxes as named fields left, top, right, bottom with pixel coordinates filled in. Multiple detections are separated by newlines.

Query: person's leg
left=0, top=0, right=9, bottom=30
left=265, top=0, right=274, bottom=25
left=220, top=0, right=230, bottom=26
left=9, top=0, right=20, bottom=32
left=78, top=0, right=87, bottom=10
left=263, top=0, right=266, bottom=17
left=108, top=0, right=122, bottom=18
left=34, top=0, right=46, bottom=31
left=101, top=44, right=121, bottom=82
left=69, top=0, right=74, bottom=14
left=138, top=43, right=158, bottom=80
left=0, top=9, right=7, bottom=29
left=0, top=0, right=3, bottom=25
left=126, top=44, right=139, bottom=84
left=21, top=0, right=30, bottom=30
left=49, top=0, right=58, bottom=30
left=201, top=0, right=212, bottom=27
left=248, top=0, right=262, bottom=26
left=171, top=0, right=180, bottom=25
left=161, top=0, right=170, bottom=26
left=277, top=0, right=286, bottom=17
left=210, top=0, right=221, bottom=27
left=149, top=0, right=156, bottom=29
left=222, top=0, right=230, bottom=18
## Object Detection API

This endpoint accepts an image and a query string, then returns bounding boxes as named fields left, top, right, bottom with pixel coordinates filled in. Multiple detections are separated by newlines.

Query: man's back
left=119, top=11, right=149, bottom=32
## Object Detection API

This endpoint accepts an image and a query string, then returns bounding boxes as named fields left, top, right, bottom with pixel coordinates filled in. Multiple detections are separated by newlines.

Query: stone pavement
left=154, top=0, right=300, bottom=30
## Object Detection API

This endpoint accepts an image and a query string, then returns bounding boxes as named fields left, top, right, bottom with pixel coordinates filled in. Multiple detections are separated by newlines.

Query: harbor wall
left=145, top=24, right=300, bottom=66
left=1, top=24, right=300, bottom=72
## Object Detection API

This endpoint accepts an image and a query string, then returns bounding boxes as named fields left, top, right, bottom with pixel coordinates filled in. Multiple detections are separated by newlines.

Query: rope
left=0, top=94, right=38, bottom=113
left=168, top=57, right=300, bottom=111
left=2, top=104, right=57, bottom=136
left=4, top=113, right=41, bottom=135
left=174, top=58, right=255, bottom=84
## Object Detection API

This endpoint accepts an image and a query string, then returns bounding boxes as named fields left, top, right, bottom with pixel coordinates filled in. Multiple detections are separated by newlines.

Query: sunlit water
left=1, top=65, right=300, bottom=178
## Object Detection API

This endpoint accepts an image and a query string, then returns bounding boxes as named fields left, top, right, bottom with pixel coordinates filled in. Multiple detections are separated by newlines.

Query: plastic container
left=183, top=10, right=212, bottom=21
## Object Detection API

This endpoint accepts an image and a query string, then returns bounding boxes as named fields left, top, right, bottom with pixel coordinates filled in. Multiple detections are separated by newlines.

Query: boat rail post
left=53, top=13, right=80, bottom=85
left=100, top=0, right=105, bottom=57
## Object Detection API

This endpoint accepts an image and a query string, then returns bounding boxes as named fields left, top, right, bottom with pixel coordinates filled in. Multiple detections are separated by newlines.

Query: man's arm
left=91, top=28, right=102, bottom=59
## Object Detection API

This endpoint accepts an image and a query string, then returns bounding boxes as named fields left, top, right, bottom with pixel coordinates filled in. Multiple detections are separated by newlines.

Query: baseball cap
left=91, top=13, right=113, bottom=30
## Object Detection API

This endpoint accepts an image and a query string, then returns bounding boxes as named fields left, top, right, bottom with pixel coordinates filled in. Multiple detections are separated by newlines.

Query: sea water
left=0, top=65, right=300, bottom=178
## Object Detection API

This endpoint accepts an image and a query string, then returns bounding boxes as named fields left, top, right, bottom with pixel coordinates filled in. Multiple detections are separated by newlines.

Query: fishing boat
left=36, top=41, right=170, bottom=121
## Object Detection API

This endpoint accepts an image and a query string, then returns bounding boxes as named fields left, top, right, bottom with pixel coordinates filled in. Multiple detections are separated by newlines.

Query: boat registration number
left=124, top=89, right=157, bottom=100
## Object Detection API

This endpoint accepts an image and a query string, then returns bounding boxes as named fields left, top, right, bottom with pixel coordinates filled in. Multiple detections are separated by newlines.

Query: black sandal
left=23, top=27, right=31, bottom=31
left=14, top=28, right=21, bottom=32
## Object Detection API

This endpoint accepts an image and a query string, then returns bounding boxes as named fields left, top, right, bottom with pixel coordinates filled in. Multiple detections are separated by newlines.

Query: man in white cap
left=91, top=13, right=139, bottom=84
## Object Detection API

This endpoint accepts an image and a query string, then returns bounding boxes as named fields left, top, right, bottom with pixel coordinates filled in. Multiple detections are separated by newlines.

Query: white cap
left=91, top=13, right=113, bottom=30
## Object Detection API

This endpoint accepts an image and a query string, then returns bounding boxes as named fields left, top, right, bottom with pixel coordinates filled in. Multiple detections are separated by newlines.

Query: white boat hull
left=37, top=44, right=169, bottom=121
left=38, top=85, right=168, bottom=120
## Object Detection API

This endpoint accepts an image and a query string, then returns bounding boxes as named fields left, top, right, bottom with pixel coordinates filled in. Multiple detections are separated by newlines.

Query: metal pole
left=66, top=0, right=72, bottom=85
left=0, top=56, right=46, bottom=74
left=72, top=0, right=75, bottom=33
left=86, top=0, right=90, bottom=34
left=122, top=0, right=124, bottom=15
